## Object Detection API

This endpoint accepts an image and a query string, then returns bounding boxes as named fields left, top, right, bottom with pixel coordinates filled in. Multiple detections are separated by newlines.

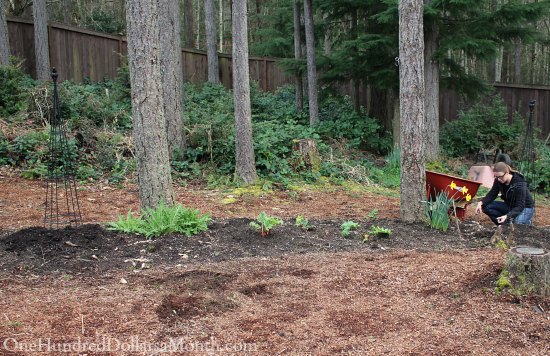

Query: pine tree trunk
left=183, top=0, right=195, bottom=48
left=159, top=0, right=185, bottom=159
left=126, top=0, right=174, bottom=209
left=323, top=11, right=331, bottom=56
left=399, top=0, right=426, bottom=222
left=232, top=0, right=257, bottom=184
left=424, top=4, right=439, bottom=161
left=195, top=0, right=201, bottom=49
left=33, top=0, right=50, bottom=80
left=0, top=0, right=10, bottom=66
left=204, top=0, right=219, bottom=83
left=293, top=0, right=303, bottom=112
left=350, top=10, right=360, bottom=113
left=514, top=38, right=521, bottom=83
left=303, top=0, right=318, bottom=125
left=504, top=246, right=550, bottom=297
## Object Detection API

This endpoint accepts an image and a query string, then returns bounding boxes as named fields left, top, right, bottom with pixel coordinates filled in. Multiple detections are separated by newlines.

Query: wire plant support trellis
left=43, top=68, right=82, bottom=228
left=519, top=100, right=537, bottom=225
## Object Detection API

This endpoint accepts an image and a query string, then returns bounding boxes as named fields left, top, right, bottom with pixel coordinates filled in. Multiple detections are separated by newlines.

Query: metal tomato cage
left=43, top=68, right=82, bottom=228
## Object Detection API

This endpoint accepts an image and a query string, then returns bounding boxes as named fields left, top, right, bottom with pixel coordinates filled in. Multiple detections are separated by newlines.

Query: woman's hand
left=497, top=215, right=508, bottom=224
left=475, top=202, right=483, bottom=214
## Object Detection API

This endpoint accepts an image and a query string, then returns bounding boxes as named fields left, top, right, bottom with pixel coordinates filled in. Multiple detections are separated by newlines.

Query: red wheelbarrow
left=425, top=170, right=482, bottom=220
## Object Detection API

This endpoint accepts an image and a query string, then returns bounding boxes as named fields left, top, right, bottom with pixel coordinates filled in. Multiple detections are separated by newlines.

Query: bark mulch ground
left=0, top=173, right=549, bottom=355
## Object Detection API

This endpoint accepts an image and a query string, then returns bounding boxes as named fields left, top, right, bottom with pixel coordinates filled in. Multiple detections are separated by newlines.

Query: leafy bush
left=316, top=96, right=392, bottom=154
left=295, top=215, right=312, bottom=230
left=0, top=62, right=36, bottom=117
left=249, top=212, right=283, bottom=237
left=440, top=95, right=524, bottom=157
left=108, top=203, right=211, bottom=239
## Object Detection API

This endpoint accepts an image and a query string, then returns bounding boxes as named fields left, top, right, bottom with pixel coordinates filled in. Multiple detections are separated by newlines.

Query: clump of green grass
left=424, top=191, right=454, bottom=231
left=108, top=202, right=211, bottom=239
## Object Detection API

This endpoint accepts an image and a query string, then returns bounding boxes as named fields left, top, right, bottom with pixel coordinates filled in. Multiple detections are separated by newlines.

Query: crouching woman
left=474, top=162, right=535, bottom=225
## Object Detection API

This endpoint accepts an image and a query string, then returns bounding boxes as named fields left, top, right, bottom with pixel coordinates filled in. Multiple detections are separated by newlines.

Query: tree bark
left=126, top=0, right=175, bottom=209
left=303, top=0, right=318, bottom=125
left=232, top=0, right=257, bottom=184
left=159, top=0, right=185, bottom=159
left=399, top=0, right=426, bottom=222
left=0, top=0, right=10, bottom=66
left=424, top=1, right=439, bottom=161
left=514, top=38, right=521, bottom=83
left=293, top=0, right=303, bottom=112
left=504, top=246, right=550, bottom=297
left=183, top=0, right=195, bottom=48
left=32, top=0, right=50, bottom=80
left=292, top=139, right=320, bottom=172
left=204, top=0, right=219, bottom=83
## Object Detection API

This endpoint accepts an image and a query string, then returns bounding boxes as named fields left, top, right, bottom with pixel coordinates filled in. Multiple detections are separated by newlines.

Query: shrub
left=0, top=61, right=36, bottom=117
left=440, top=95, right=524, bottom=157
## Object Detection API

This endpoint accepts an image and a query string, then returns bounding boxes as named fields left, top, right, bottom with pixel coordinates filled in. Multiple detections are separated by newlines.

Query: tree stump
left=503, top=246, right=550, bottom=296
left=292, top=139, right=320, bottom=172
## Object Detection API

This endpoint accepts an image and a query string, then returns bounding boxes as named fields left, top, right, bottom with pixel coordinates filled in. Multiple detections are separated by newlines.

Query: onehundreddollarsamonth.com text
left=2, top=336, right=258, bottom=353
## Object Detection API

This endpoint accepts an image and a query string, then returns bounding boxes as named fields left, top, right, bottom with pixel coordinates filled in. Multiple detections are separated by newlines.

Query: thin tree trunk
left=126, top=0, right=174, bottom=209
left=204, top=0, right=219, bottom=83
left=218, top=0, right=223, bottom=52
left=33, top=0, right=50, bottom=80
left=424, top=0, right=439, bottom=161
left=350, top=10, right=360, bottom=113
left=514, top=38, right=521, bottom=83
left=494, top=46, right=503, bottom=82
left=183, top=0, right=195, bottom=48
left=159, top=0, right=185, bottom=159
left=232, top=0, right=257, bottom=184
left=0, top=0, right=10, bottom=66
left=195, top=0, right=201, bottom=49
left=303, top=0, right=318, bottom=125
left=293, top=0, right=303, bottom=112
left=323, top=11, right=331, bottom=56
left=399, top=0, right=426, bottom=222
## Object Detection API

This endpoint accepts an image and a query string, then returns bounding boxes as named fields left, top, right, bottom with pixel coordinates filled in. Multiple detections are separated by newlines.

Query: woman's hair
left=493, top=162, right=516, bottom=174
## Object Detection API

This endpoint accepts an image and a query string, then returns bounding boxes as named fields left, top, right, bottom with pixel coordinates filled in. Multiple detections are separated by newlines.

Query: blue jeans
left=482, top=201, right=534, bottom=225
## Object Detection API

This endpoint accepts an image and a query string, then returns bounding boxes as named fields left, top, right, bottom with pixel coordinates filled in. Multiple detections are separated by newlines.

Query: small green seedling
left=250, top=212, right=283, bottom=237
left=341, top=221, right=360, bottom=237
left=295, top=215, right=312, bottom=230
left=367, top=209, right=379, bottom=219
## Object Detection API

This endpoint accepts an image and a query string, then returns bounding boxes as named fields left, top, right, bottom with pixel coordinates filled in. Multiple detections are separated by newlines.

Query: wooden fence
left=6, top=17, right=550, bottom=138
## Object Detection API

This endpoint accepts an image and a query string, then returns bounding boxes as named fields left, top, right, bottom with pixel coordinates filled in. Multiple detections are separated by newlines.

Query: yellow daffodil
left=466, top=194, right=472, bottom=202
left=462, top=187, right=468, bottom=195
left=450, top=181, right=457, bottom=190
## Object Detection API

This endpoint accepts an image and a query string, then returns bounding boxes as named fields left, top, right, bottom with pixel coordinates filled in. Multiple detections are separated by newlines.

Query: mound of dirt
left=1, top=218, right=548, bottom=276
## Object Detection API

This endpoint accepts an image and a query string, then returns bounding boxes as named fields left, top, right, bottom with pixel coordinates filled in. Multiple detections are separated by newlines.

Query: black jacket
left=481, top=172, right=534, bottom=219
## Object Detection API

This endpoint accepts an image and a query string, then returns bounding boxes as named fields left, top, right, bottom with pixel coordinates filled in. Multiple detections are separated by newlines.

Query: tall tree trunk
left=399, top=0, right=426, bottom=222
left=514, top=38, right=521, bottom=83
left=303, top=0, right=318, bottom=125
left=493, top=46, right=503, bottom=82
left=232, top=0, right=257, bottom=184
left=293, top=0, right=303, bottom=112
left=218, top=0, right=223, bottom=52
left=350, top=10, right=360, bottom=113
left=0, top=0, right=10, bottom=66
left=204, top=0, right=219, bottom=83
left=183, top=0, right=195, bottom=48
left=159, top=0, right=185, bottom=159
left=195, top=0, right=201, bottom=49
left=62, top=0, right=71, bottom=23
left=323, top=11, right=331, bottom=56
left=424, top=1, right=439, bottom=161
left=32, top=0, right=50, bottom=80
left=126, top=0, right=174, bottom=209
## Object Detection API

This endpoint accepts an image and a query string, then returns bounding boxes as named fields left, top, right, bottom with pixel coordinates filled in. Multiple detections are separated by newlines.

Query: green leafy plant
left=363, top=225, right=392, bottom=241
left=367, top=209, right=379, bottom=219
left=107, top=202, right=211, bottom=239
left=249, top=212, right=283, bottom=237
left=424, top=191, right=455, bottom=231
left=341, top=221, right=360, bottom=237
left=295, top=215, right=312, bottom=230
